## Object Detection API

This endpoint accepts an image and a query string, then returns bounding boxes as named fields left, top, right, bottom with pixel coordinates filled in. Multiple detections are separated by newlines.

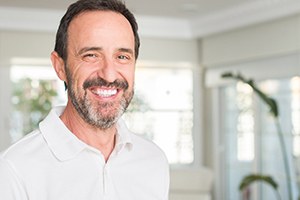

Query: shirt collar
left=115, top=119, right=133, bottom=153
left=39, top=106, right=133, bottom=161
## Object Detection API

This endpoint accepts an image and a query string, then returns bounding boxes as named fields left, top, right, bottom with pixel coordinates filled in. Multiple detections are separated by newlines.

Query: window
left=124, top=63, right=194, bottom=165
left=10, top=62, right=196, bottom=165
left=220, top=76, right=300, bottom=199
left=10, top=65, right=66, bottom=142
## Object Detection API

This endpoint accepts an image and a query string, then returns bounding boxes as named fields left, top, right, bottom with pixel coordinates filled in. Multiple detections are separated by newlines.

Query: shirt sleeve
left=0, top=156, right=28, bottom=200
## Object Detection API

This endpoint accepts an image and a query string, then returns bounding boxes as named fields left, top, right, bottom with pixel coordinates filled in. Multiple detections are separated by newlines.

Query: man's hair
left=54, top=0, right=140, bottom=62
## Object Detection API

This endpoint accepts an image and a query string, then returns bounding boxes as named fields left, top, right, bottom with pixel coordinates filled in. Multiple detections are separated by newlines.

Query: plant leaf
left=239, top=174, right=278, bottom=191
left=221, top=72, right=278, bottom=117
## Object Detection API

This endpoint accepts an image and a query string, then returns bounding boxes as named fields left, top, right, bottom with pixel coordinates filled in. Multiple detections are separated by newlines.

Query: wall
left=202, top=14, right=300, bottom=68
left=139, top=37, right=199, bottom=63
left=0, top=31, right=54, bottom=60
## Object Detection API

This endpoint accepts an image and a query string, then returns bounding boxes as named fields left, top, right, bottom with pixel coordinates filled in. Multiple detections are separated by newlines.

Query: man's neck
left=60, top=103, right=117, bottom=162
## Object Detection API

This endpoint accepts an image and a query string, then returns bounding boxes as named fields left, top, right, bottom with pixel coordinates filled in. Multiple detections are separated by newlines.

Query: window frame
left=206, top=52, right=300, bottom=199
left=128, top=61, right=204, bottom=168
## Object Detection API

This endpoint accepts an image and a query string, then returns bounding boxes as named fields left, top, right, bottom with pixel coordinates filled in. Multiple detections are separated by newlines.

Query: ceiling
left=0, top=0, right=300, bottom=38
left=0, top=0, right=249, bottom=19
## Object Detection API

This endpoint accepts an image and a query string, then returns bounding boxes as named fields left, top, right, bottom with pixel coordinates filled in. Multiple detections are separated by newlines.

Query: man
left=0, top=0, right=170, bottom=199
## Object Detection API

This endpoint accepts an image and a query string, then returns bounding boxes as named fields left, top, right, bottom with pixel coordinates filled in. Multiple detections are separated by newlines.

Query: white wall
left=202, top=13, right=300, bottom=68
left=0, top=66, right=11, bottom=150
left=0, top=31, right=54, bottom=60
left=139, top=37, right=199, bottom=64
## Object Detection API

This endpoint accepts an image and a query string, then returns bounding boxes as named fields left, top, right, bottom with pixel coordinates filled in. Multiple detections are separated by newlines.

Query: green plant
left=239, top=174, right=280, bottom=200
left=222, top=72, right=293, bottom=200
left=12, top=78, right=58, bottom=134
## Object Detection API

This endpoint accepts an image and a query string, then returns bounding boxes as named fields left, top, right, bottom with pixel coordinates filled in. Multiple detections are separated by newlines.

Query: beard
left=65, top=67, right=133, bottom=130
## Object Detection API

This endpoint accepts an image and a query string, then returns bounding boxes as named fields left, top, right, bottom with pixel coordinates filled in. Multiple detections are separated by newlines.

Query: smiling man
left=0, top=0, right=170, bottom=199
left=51, top=9, right=137, bottom=160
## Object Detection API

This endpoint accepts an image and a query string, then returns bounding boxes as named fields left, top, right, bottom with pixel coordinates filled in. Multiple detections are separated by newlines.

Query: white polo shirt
left=0, top=106, right=169, bottom=200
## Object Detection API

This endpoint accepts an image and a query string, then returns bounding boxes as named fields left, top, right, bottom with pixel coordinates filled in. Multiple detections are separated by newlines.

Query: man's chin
left=85, top=107, right=124, bottom=129
left=89, top=117, right=119, bottom=130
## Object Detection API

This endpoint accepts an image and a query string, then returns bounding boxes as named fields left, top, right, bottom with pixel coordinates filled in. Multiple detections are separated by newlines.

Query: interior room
left=0, top=0, right=300, bottom=199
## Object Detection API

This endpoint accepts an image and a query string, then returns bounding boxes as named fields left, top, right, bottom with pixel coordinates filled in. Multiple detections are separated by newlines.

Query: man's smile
left=89, top=87, right=119, bottom=98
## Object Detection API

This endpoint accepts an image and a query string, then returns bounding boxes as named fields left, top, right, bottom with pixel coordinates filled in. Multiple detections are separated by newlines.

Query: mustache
left=83, top=77, right=129, bottom=90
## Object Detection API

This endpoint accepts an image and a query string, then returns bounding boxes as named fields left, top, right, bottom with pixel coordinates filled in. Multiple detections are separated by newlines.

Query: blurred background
left=1, top=0, right=300, bottom=199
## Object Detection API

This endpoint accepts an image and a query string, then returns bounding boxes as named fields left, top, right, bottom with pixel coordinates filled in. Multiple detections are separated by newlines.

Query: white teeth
left=93, top=89, right=117, bottom=97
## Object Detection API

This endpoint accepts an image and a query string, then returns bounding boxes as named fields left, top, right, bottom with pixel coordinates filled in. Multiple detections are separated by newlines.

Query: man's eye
left=82, top=53, right=99, bottom=62
left=118, top=55, right=129, bottom=60
left=84, top=54, right=97, bottom=58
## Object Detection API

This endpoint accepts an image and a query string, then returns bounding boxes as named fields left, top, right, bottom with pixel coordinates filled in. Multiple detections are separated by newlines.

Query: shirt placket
left=103, top=164, right=108, bottom=196
left=102, top=143, right=124, bottom=199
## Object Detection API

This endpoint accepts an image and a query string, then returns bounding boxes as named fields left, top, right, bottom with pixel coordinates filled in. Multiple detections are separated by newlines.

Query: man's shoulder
left=130, top=133, right=168, bottom=161
left=130, top=133, right=158, bottom=148
left=0, top=129, right=43, bottom=162
left=117, top=119, right=167, bottom=160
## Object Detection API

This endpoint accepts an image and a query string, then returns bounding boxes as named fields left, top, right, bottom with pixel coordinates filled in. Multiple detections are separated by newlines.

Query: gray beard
left=64, top=66, right=133, bottom=130
left=69, top=88, right=133, bottom=130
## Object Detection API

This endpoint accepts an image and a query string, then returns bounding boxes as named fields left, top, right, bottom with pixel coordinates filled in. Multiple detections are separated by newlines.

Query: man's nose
left=98, top=58, right=118, bottom=83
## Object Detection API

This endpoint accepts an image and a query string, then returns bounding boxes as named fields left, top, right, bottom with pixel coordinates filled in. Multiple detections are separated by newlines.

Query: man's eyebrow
left=118, top=48, right=134, bottom=55
left=77, top=47, right=134, bottom=56
left=78, top=47, right=103, bottom=55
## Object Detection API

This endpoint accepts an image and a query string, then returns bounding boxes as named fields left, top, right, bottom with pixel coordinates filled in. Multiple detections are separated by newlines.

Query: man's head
left=54, top=0, right=140, bottom=62
left=51, top=0, right=139, bottom=130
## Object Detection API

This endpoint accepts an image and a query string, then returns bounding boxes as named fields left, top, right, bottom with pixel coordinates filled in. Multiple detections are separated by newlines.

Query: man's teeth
left=93, top=89, right=117, bottom=97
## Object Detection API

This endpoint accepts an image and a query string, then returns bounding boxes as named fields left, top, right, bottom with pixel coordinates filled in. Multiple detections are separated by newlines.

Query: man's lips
left=83, top=77, right=128, bottom=99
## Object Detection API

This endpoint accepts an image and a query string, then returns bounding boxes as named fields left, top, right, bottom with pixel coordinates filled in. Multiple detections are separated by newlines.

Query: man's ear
left=51, top=51, right=66, bottom=82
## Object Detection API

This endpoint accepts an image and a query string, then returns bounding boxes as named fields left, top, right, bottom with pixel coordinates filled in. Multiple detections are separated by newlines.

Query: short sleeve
left=0, top=156, right=27, bottom=200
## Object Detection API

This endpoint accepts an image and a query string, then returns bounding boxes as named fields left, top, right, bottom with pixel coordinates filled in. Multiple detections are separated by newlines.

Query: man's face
left=64, top=11, right=135, bottom=129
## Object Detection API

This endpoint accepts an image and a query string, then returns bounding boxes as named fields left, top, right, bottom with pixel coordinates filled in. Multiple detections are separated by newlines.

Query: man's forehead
left=67, top=11, right=133, bottom=39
